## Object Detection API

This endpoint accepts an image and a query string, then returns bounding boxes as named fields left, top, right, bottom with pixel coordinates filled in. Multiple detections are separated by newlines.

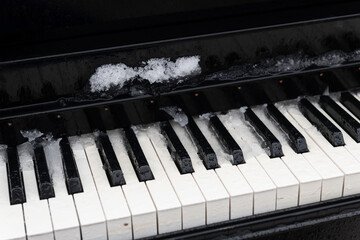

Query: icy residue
left=252, top=106, right=292, bottom=151
left=217, top=110, right=258, bottom=159
left=20, top=129, right=43, bottom=142
left=18, top=143, right=34, bottom=171
left=205, top=50, right=355, bottom=81
left=160, top=106, right=189, bottom=127
left=44, top=139, right=65, bottom=193
left=323, top=86, right=330, bottom=96
left=0, top=146, right=7, bottom=166
left=90, top=56, right=201, bottom=92
left=130, top=125, right=139, bottom=134
left=312, top=50, right=347, bottom=66
left=195, top=117, right=233, bottom=166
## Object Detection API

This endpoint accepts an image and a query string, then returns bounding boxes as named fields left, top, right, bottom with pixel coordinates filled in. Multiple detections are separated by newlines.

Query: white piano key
left=44, top=141, right=81, bottom=240
left=18, top=143, right=54, bottom=240
left=69, top=137, right=107, bottom=240
left=276, top=104, right=344, bottom=201
left=107, top=129, right=157, bottom=239
left=171, top=121, right=230, bottom=224
left=193, top=117, right=253, bottom=218
left=286, top=103, right=360, bottom=196
left=81, top=135, right=132, bottom=240
left=136, top=131, right=182, bottom=234
left=0, top=149, right=26, bottom=240
left=257, top=153, right=300, bottom=209
left=217, top=111, right=280, bottom=213
left=146, top=126, right=206, bottom=229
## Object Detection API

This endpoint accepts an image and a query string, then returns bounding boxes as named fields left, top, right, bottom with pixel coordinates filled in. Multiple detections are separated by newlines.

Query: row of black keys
left=6, top=91, right=360, bottom=205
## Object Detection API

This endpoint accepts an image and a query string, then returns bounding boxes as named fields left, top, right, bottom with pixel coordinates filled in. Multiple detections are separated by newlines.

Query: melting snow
left=160, top=106, right=189, bottom=127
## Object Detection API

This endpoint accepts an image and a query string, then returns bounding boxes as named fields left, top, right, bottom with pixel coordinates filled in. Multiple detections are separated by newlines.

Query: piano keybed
left=0, top=90, right=360, bottom=239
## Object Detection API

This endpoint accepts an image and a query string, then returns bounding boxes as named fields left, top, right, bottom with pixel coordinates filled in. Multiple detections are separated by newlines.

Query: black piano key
left=59, top=138, right=83, bottom=194
left=33, top=144, right=55, bottom=199
left=160, top=121, right=194, bottom=174
left=186, top=116, right=219, bottom=169
left=124, top=128, right=154, bottom=181
left=209, top=115, right=245, bottom=165
left=340, top=92, right=360, bottom=121
left=244, top=108, right=284, bottom=158
left=96, top=133, right=126, bottom=186
left=320, top=95, right=360, bottom=143
left=267, top=104, right=309, bottom=153
left=299, top=98, right=344, bottom=147
left=7, top=147, right=26, bottom=204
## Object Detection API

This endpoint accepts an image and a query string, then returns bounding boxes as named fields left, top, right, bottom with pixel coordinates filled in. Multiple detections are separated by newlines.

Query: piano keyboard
left=1, top=91, right=360, bottom=240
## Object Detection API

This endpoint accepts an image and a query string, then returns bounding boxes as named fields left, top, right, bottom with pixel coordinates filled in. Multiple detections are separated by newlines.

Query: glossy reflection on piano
left=1, top=1, right=360, bottom=239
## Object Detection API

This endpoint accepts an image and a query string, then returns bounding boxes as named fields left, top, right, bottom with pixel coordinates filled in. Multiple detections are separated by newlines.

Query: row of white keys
left=276, top=105, right=344, bottom=201
left=146, top=126, right=206, bottom=229
left=254, top=106, right=340, bottom=204
left=193, top=117, right=254, bottom=218
left=0, top=149, right=26, bottom=240
left=136, top=130, right=182, bottom=233
left=223, top=109, right=300, bottom=209
left=69, top=137, right=107, bottom=240
left=17, top=143, right=54, bottom=240
left=170, top=121, right=230, bottom=224
left=43, top=141, right=81, bottom=240
left=285, top=103, right=360, bottom=196
left=107, top=129, right=157, bottom=239
left=218, top=111, right=277, bottom=214
left=252, top=107, right=320, bottom=206
left=81, top=134, right=132, bottom=240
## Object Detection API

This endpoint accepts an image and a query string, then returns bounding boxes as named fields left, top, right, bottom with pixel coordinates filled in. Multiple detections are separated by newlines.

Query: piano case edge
left=145, top=194, right=360, bottom=240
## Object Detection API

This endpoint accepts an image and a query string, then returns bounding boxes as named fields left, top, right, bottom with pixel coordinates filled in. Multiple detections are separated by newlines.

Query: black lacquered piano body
left=2, top=0, right=360, bottom=239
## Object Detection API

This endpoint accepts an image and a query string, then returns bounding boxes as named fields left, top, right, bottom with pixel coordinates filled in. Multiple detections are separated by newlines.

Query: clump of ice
left=199, top=112, right=214, bottom=120
left=89, top=56, right=201, bottom=92
left=240, top=106, right=248, bottom=113
left=89, top=63, right=137, bottom=92
left=160, top=106, right=189, bottom=126
left=20, top=129, right=43, bottom=142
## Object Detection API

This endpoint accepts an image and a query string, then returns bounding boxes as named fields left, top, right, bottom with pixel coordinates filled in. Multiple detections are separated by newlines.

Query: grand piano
left=2, top=0, right=360, bottom=239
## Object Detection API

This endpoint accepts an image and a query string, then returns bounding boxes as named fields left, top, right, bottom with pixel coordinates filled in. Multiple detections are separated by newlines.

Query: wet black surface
left=267, top=104, right=308, bottom=153
left=244, top=108, right=283, bottom=158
